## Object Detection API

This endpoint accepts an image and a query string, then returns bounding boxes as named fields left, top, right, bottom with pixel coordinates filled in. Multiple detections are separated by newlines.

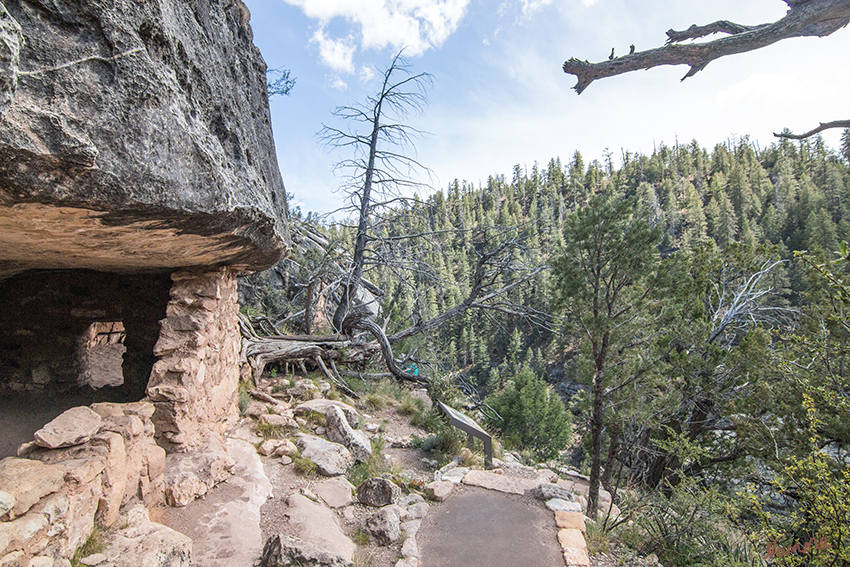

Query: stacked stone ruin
left=0, top=0, right=289, bottom=564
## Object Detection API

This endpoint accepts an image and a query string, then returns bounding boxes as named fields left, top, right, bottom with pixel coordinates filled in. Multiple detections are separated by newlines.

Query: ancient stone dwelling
left=0, top=0, right=288, bottom=563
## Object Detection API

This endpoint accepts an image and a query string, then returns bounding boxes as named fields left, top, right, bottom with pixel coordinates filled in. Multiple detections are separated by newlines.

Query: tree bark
left=602, top=420, right=620, bottom=491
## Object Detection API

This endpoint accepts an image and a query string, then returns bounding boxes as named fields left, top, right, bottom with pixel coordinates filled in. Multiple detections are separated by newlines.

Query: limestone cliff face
left=0, top=0, right=289, bottom=278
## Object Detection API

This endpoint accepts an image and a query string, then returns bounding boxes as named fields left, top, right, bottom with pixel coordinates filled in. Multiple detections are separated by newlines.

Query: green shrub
left=238, top=388, right=252, bottom=416
left=619, top=478, right=762, bottom=567
left=347, top=437, right=388, bottom=486
left=351, top=528, right=370, bottom=546
left=411, top=408, right=440, bottom=432
left=292, top=454, right=318, bottom=478
left=257, top=422, right=286, bottom=440
left=71, top=528, right=104, bottom=567
left=484, top=368, right=571, bottom=460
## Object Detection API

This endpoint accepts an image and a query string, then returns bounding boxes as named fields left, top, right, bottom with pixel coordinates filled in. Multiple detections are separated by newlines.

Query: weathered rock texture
left=0, top=0, right=288, bottom=279
left=1, top=402, right=164, bottom=565
left=147, top=268, right=241, bottom=450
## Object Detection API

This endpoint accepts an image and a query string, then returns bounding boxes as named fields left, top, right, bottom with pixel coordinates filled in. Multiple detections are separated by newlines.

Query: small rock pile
left=0, top=402, right=190, bottom=567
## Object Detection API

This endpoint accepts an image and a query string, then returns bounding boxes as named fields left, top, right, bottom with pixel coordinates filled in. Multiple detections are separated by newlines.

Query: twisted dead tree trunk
left=563, top=0, right=850, bottom=139
left=239, top=226, right=548, bottom=389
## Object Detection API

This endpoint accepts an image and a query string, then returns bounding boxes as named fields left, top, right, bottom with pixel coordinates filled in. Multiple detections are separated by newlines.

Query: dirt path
left=417, top=485, right=565, bottom=567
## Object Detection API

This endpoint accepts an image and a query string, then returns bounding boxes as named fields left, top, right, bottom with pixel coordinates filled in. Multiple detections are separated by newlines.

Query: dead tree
left=239, top=224, right=549, bottom=387
left=562, top=0, right=850, bottom=139
left=319, top=51, right=433, bottom=334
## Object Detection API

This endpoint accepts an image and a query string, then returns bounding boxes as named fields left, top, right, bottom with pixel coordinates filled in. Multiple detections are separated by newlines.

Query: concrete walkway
left=417, top=486, right=565, bottom=567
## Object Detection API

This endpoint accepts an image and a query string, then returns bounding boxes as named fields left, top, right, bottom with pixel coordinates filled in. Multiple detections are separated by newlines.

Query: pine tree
left=551, top=190, right=662, bottom=517
left=485, top=367, right=571, bottom=460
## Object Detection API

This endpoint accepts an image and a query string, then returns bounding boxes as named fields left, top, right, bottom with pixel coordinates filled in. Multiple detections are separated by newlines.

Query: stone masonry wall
left=0, top=402, right=165, bottom=565
left=147, top=268, right=241, bottom=451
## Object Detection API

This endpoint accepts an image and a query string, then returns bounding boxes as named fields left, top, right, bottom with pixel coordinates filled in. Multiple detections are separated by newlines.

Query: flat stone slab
left=314, top=477, right=355, bottom=509
left=0, top=457, right=65, bottom=518
left=438, top=467, right=468, bottom=484
left=563, top=546, right=591, bottom=567
left=461, top=469, right=545, bottom=495
left=34, top=406, right=102, bottom=449
left=546, top=498, right=582, bottom=513
left=554, top=511, right=586, bottom=535
left=558, top=528, right=587, bottom=551
left=161, top=437, right=271, bottom=567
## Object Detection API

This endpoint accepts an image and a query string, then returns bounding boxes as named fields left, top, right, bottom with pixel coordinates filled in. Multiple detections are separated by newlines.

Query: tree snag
left=563, top=0, right=850, bottom=139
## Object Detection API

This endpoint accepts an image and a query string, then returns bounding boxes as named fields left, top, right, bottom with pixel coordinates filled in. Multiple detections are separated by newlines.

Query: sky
left=243, top=0, right=850, bottom=216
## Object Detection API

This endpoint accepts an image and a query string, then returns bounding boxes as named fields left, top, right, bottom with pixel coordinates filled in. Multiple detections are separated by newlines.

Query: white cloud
left=285, top=0, right=469, bottom=64
left=326, top=75, right=349, bottom=91
left=311, top=29, right=356, bottom=73
left=580, top=0, right=598, bottom=6
left=520, top=0, right=552, bottom=16
left=359, top=66, right=376, bottom=83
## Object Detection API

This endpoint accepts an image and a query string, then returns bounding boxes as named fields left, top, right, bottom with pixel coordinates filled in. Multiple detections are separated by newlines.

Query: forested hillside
left=242, top=131, right=850, bottom=566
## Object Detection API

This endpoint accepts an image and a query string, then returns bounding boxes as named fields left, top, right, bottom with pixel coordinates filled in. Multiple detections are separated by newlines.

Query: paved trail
left=417, top=486, right=565, bottom=567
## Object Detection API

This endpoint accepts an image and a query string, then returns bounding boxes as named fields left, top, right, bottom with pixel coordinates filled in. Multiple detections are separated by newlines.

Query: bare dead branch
left=665, top=21, right=769, bottom=43
left=563, top=0, right=850, bottom=94
left=313, top=355, right=360, bottom=399
left=774, top=119, right=850, bottom=139
left=354, top=319, right=428, bottom=384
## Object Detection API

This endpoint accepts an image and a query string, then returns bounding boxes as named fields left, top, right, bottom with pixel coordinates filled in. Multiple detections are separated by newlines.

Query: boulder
left=401, top=537, right=419, bottom=558
left=398, top=494, right=424, bottom=507
left=289, top=380, right=319, bottom=400
left=400, top=520, right=421, bottom=539
left=356, top=478, right=401, bottom=507
left=262, top=533, right=353, bottom=567
left=295, top=435, right=353, bottom=477
left=325, top=406, right=372, bottom=463
left=294, top=400, right=360, bottom=429
left=546, top=498, right=582, bottom=513
left=0, top=0, right=289, bottom=280
left=273, top=440, right=298, bottom=457
left=0, top=491, right=14, bottom=519
left=406, top=502, right=430, bottom=520
left=33, top=407, right=102, bottom=449
left=533, top=483, right=575, bottom=502
left=365, top=505, right=400, bottom=546
left=163, top=441, right=234, bottom=507
left=0, top=458, right=65, bottom=519
left=257, top=440, right=284, bottom=456
left=258, top=414, right=297, bottom=428
left=283, top=494, right=356, bottom=561
left=424, top=480, right=454, bottom=502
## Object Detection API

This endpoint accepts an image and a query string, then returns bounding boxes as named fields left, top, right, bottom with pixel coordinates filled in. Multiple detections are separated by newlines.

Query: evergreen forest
left=242, top=131, right=850, bottom=567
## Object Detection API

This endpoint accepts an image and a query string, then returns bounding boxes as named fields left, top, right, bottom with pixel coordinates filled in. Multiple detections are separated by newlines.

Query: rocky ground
left=153, top=372, right=656, bottom=567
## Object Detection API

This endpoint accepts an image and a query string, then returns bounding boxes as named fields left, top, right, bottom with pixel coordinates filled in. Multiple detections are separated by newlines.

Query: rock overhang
left=0, top=202, right=286, bottom=279
left=0, top=0, right=290, bottom=277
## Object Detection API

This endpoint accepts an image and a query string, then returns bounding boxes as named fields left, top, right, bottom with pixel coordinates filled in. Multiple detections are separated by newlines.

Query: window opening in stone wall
left=78, top=321, right=126, bottom=389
